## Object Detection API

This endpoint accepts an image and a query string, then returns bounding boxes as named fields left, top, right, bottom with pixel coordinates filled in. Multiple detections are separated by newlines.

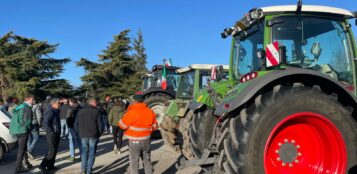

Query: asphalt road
left=0, top=132, right=200, bottom=174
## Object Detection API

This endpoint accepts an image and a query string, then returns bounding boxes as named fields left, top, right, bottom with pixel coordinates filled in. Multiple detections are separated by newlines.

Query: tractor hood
left=190, top=79, right=236, bottom=110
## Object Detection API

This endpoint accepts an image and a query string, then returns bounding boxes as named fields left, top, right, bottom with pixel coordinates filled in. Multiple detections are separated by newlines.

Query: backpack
left=9, top=103, right=28, bottom=135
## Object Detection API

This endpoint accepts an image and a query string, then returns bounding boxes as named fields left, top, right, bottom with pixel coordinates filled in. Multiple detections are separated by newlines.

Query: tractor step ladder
left=176, top=148, right=216, bottom=173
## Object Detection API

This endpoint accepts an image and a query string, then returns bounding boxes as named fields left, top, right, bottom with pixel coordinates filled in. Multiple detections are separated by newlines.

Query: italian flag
left=161, top=58, right=172, bottom=89
left=165, top=58, right=172, bottom=66
left=161, top=65, right=167, bottom=89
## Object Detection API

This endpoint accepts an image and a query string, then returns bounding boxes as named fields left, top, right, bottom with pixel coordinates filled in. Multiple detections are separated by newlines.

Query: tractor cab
left=165, top=64, right=229, bottom=119
left=175, top=64, right=229, bottom=100
left=223, top=5, right=357, bottom=92
left=140, top=64, right=180, bottom=97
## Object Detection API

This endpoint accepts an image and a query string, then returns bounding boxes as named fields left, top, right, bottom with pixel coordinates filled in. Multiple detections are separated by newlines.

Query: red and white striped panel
left=211, top=66, right=217, bottom=80
left=265, top=41, right=280, bottom=67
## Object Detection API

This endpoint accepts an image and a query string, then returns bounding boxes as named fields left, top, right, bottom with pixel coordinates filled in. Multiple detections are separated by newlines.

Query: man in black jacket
left=39, top=98, right=61, bottom=173
left=75, top=97, right=103, bottom=174
left=40, top=96, right=51, bottom=116
left=59, top=98, right=70, bottom=138
left=66, top=98, right=81, bottom=161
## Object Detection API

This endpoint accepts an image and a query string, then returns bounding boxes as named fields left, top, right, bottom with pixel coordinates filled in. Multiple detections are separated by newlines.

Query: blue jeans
left=27, top=129, right=39, bottom=153
left=81, top=137, right=99, bottom=174
left=69, top=128, right=81, bottom=157
left=60, top=119, right=69, bottom=137
left=102, top=114, right=109, bottom=131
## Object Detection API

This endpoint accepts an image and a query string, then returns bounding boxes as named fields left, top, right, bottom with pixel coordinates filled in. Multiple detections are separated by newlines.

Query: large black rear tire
left=160, top=110, right=195, bottom=158
left=178, top=110, right=194, bottom=159
left=189, top=107, right=216, bottom=159
left=216, top=83, right=357, bottom=174
left=160, top=115, right=180, bottom=153
left=144, top=93, right=172, bottom=138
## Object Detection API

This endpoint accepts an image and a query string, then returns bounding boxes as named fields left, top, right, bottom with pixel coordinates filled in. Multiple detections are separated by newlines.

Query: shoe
left=47, top=166, right=59, bottom=171
left=80, top=171, right=86, bottom=174
left=15, top=166, right=29, bottom=173
left=38, top=165, right=48, bottom=174
left=22, top=162, right=32, bottom=169
left=68, top=156, right=75, bottom=162
left=114, top=146, right=118, bottom=154
left=27, top=152, right=34, bottom=160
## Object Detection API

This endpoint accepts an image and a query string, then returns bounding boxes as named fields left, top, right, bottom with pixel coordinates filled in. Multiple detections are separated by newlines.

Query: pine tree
left=132, top=29, right=148, bottom=73
left=77, top=29, right=148, bottom=98
left=0, top=32, right=71, bottom=102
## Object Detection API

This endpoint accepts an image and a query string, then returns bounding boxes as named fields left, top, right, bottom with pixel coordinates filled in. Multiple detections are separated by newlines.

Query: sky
left=1, top=0, right=356, bottom=87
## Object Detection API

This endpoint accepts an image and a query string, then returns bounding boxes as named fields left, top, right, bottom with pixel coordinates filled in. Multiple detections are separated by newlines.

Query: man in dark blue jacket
left=39, top=98, right=61, bottom=173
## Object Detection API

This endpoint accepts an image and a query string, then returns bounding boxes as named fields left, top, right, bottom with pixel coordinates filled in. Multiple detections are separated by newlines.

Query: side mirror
left=279, top=46, right=287, bottom=64
left=239, top=47, right=247, bottom=60
left=256, top=49, right=266, bottom=70
left=311, top=42, right=322, bottom=59
left=355, top=19, right=357, bottom=26
left=257, top=49, right=266, bottom=59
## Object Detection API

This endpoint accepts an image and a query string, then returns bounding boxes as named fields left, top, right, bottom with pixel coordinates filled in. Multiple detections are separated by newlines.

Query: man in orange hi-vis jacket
left=118, top=93, right=158, bottom=174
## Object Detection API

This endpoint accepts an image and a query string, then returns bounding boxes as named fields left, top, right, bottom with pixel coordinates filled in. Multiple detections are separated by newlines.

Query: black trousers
left=112, top=126, right=124, bottom=149
left=40, top=133, right=60, bottom=168
left=15, top=134, right=29, bottom=169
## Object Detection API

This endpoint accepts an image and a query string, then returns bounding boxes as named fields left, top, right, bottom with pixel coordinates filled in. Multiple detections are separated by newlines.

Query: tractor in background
left=160, top=64, right=228, bottom=159
left=179, top=2, right=357, bottom=174
left=139, top=64, right=180, bottom=129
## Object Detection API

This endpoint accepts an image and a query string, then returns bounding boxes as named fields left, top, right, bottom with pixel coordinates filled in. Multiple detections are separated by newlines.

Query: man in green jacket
left=108, top=98, right=125, bottom=155
left=9, top=95, right=34, bottom=173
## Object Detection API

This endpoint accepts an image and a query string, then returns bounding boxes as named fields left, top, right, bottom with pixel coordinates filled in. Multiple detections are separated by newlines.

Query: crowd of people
left=6, top=93, right=158, bottom=174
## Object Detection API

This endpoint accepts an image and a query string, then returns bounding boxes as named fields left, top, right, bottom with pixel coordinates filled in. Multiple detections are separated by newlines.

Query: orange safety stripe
left=128, top=126, right=152, bottom=131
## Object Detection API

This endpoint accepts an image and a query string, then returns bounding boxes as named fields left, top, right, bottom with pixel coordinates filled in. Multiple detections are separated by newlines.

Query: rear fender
left=166, top=99, right=190, bottom=118
left=188, top=100, right=205, bottom=111
left=215, top=68, right=357, bottom=117
left=143, top=87, right=176, bottom=99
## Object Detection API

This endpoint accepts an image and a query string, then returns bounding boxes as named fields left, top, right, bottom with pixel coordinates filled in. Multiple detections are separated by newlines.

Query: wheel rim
left=264, top=112, right=347, bottom=174
left=149, top=102, right=166, bottom=127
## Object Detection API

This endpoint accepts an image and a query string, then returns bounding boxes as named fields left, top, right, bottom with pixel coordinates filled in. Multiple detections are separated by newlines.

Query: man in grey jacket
left=27, top=100, right=42, bottom=160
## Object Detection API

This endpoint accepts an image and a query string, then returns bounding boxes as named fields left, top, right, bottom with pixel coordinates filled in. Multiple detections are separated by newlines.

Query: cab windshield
left=272, top=16, right=354, bottom=84
left=142, top=76, right=154, bottom=91
left=147, top=69, right=179, bottom=91
left=232, top=22, right=264, bottom=80
left=176, top=71, right=195, bottom=99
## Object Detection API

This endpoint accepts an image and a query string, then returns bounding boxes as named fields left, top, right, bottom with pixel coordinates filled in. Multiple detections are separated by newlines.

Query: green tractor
left=160, top=64, right=228, bottom=158
left=139, top=64, right=180, bottom=128
left=182, top=2, right=357, bottom=174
